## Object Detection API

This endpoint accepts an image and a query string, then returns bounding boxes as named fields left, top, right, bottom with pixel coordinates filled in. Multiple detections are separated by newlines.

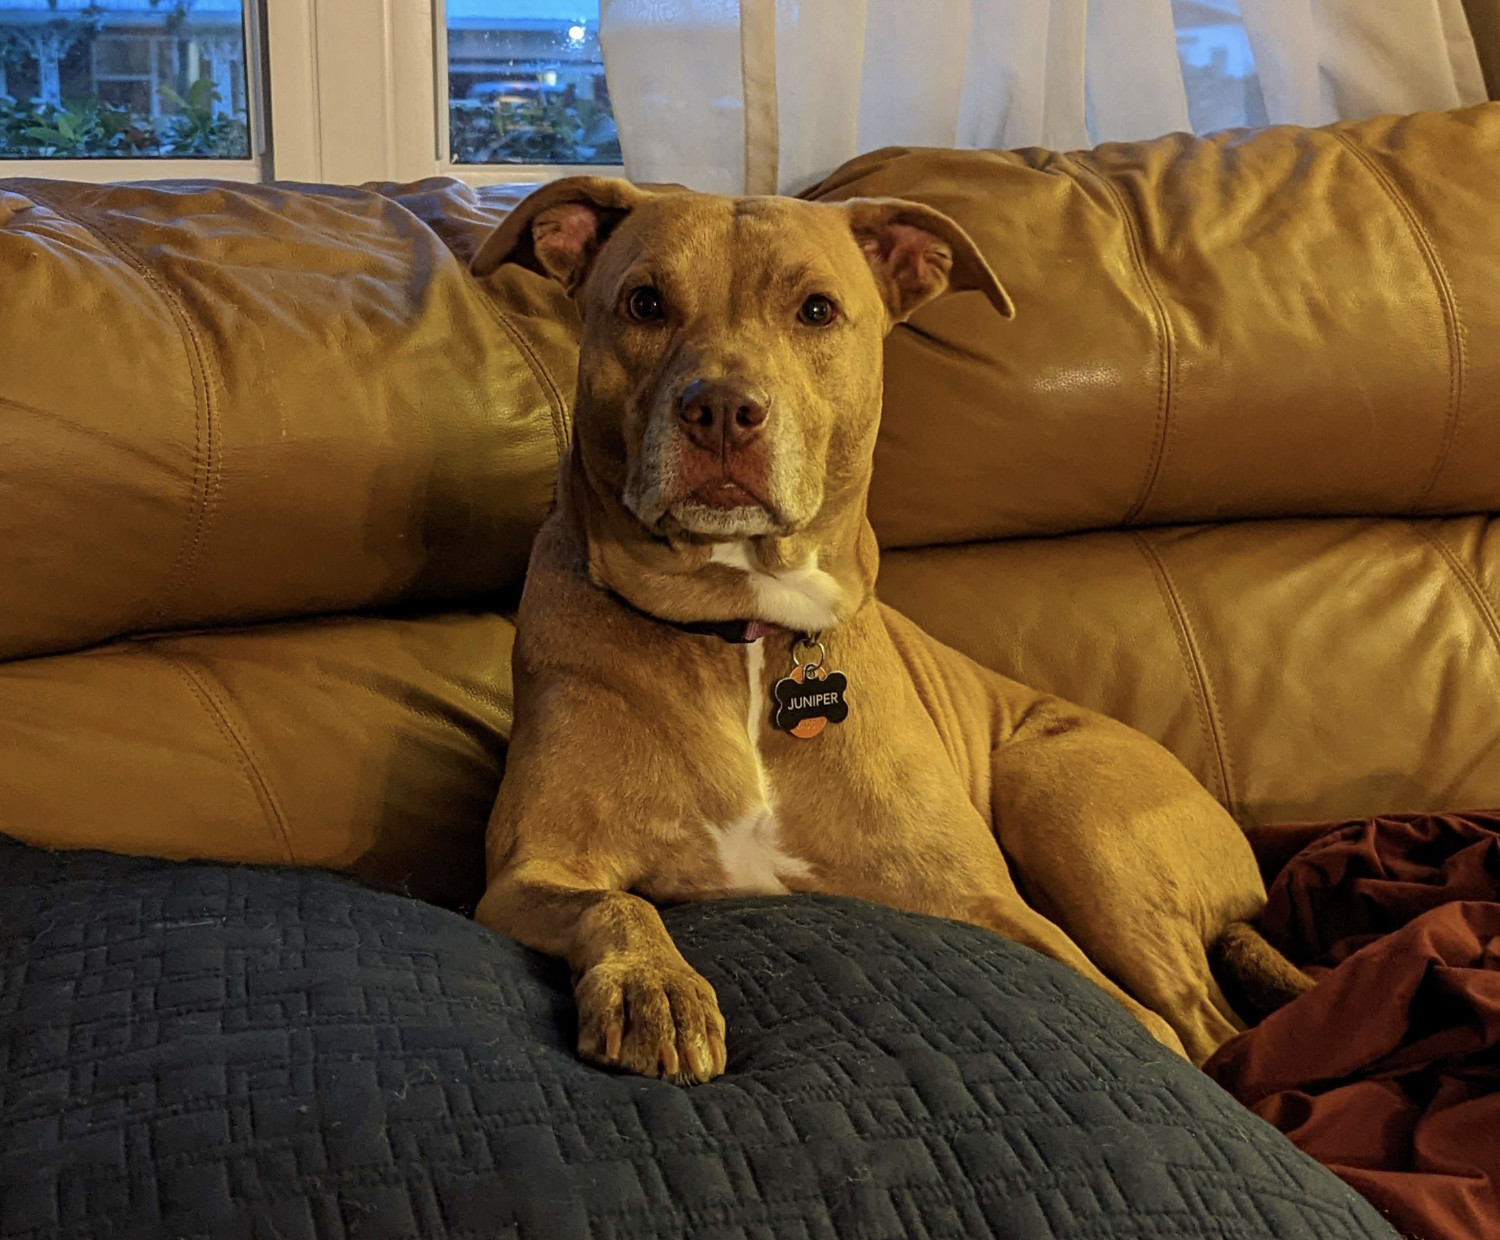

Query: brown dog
left=471, top=177, right=1310, bottom=1083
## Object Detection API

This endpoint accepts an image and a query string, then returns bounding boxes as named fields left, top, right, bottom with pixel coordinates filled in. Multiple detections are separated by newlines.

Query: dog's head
left=474, top=178, right=1011, bottom=546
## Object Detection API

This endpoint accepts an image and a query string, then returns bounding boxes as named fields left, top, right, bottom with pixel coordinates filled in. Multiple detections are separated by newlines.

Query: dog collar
left=604, top=587, right=784, bottom=644
left=676, top=617, right=783, bottom=643
left=602, top=586, right=851, bottom=738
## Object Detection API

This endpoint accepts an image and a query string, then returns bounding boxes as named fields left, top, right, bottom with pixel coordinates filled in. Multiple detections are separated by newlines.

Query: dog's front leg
left=477, top=867, right=727, bottom=1085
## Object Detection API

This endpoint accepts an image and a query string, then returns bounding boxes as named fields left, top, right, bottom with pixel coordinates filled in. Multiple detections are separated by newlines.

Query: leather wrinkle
left=0, top=391, right=173, bottom=469
left=1415, top=522, right=1500, bottom=671
left=1330, top=130, right=1466, bottom=511
left=20, top=187, right=222, bottom=629
left=1130, top=531, right=1235, bottom=813
left=474, top=285, right=573, bottom=452
left=896, top=316, right=1000, bottom=368
left=1075, top=157, right=1176, bottom=528
left=383, top=185, right=573, bottom=451
left=136, top=645, right=297, bottom=865
left=343, top=663, right=507, bottom=748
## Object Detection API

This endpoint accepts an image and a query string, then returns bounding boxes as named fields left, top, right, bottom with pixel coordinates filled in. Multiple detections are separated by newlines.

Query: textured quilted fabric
left=0, top=838, right=1396, bottom=1240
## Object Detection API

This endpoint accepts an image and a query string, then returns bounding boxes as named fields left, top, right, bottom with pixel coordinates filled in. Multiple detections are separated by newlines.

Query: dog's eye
left=799, top=294, right=837, bottom=326
left=625, top=285, right=665, bottom=323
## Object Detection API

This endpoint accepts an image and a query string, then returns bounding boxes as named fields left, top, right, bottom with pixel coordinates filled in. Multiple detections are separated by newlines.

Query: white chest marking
left=714, top=805, right=809, bottom=896
left=710, top=640, right=814, bottom=895
left=709, top=542, right=841, bottom=633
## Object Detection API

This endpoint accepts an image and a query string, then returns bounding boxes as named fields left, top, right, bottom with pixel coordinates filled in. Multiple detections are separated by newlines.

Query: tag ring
left=792, top=635, right=826, bottom=673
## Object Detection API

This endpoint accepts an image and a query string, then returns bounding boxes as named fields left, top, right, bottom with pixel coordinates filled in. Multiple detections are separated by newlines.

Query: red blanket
left=1205, top=812, right=1500, bottom=1240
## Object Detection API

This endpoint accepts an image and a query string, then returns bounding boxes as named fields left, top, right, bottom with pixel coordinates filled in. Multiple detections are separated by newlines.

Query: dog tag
left=772, top=663, right=849, bottom=739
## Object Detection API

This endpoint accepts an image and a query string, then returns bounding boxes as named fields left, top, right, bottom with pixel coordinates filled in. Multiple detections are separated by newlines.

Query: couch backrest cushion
left=806, top=104, right=1500, bottom=549
left=0, top=178, right=574, bottom=661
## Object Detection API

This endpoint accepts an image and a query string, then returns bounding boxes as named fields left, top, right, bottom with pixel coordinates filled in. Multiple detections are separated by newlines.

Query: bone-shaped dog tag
left=772, top=664, right=849, bottom=739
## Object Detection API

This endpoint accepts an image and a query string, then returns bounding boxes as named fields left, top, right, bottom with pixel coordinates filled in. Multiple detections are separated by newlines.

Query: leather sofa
left=3, top=103, right=1495, bottom=1237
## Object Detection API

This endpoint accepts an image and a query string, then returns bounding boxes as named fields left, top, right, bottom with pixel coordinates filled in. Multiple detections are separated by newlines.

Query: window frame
left=266, top=0, right=620, bottom=186
left=0, top=0, right=269, bottom=183
left=1, top=0, right=618, bottom=186
left=0, top=157, right=263, bottom=181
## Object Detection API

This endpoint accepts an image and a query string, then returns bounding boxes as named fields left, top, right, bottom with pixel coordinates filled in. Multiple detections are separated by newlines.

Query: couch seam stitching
left=380, top=184, right=571, bottom=454
left=1129, top=532, right=1234, bottom=813
left=1075, top=158, right=1175, bottom=527
left=1330, top=130, right=1465, bottom=511
left=1412, top=522, right=1500, bottom=660
left=474, top=288, right=571, bottom=455
left=137, top=647, right=299, bottom=865
left=21, top=187, right=222, bottom=626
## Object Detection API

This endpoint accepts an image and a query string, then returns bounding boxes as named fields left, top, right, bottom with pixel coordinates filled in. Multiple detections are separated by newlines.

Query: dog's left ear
left=471, top=176, right=651, bottom=293
left=842, top=198, right=1015, bottom=324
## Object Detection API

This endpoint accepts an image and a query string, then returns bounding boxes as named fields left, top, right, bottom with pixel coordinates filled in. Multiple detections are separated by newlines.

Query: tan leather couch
left=2, top=105, right=1497, bottom=909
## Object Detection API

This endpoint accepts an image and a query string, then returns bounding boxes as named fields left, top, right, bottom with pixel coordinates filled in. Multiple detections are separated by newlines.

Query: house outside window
left=446, top=0, right=615, bottom=165
left=0, top=0, right=249, bottom=158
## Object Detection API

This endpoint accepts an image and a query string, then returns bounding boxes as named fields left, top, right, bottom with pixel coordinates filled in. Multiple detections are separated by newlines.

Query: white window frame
left=0, top=0, right=269, bottom=183
left=265, top=0, right=621, bottom=186
left=1, top=0, right=619, bottom=186
left=0, top=156, right=263, bottom=180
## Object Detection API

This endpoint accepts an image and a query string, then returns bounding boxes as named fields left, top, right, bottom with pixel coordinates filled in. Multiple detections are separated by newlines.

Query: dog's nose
left=676, top=378, right=769, bottom=452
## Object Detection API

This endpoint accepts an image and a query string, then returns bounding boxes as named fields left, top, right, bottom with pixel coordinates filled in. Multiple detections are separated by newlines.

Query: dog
left=470, top=177, right=1311, bottom=1084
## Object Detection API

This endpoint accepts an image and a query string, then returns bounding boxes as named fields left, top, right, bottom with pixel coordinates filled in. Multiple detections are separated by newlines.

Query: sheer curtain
left=598, top=0, right=1488, bottom=195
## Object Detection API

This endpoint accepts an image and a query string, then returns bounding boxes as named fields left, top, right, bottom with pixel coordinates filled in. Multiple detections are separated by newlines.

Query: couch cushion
left=0, top=178, right=572, bottom=661
left=805, top=104, right=1500, bottom=548
left=0, top=839, right=1396, bottom=1240
left=0, top=610, right=514, bottom=908
left=880, top=514, right=1500, bottom=826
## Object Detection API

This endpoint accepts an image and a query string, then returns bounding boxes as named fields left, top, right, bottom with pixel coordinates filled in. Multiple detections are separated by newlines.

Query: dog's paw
left=575, top=958, right=728, bottom=1085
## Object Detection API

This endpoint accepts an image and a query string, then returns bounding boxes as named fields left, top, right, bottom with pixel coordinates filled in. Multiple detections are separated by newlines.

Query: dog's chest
left=712, top=803, right=809, bottom=895
left=705, top=641, right=815, bottom=896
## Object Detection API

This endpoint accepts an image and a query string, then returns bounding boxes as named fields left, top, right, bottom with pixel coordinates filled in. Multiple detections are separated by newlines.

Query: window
left=0, top=1, right=1284, bottom=187
left=0, top=0, right=255, bottom=171
left=257, top=0, right=623, bottom=189
left=2, top=1, right=620, bottom=184
left=446, top=1, right=617, bottom=166
left=1171, top=0, right=1270, bottom=133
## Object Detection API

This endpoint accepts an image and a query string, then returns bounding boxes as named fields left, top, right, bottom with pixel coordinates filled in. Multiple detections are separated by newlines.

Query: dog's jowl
left=471, top=178, right=1312, bottom=1084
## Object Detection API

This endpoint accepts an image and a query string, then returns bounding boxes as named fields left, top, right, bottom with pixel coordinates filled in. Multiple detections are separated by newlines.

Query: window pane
left=0, top=0, right=250, bottom=159
left=1172, top=0, right=1269, bottom=133
left=448, top=1, right=617, bottom=165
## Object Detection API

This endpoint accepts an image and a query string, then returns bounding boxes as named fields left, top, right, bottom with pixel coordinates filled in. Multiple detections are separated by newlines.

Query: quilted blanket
left=0, top=836, right=1395, bottom=1239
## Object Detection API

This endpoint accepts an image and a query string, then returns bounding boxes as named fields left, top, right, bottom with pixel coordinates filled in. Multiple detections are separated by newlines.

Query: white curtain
left=598, top=0, right=1488, bottom=195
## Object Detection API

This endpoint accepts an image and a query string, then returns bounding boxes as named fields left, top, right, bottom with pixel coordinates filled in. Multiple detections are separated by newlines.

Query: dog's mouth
left=620, top=410, right=797, bottom=541
left=622, top=470, right=782, bottom=539
left=662, top=490, right=781, bottom=539
left=623, top=456, right=784, bottom=539
left=688, top=477, right=763, bottom=511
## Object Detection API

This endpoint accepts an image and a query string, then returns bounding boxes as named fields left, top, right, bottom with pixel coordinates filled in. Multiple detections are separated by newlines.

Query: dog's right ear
left=471, top=177, right=649, bottom=293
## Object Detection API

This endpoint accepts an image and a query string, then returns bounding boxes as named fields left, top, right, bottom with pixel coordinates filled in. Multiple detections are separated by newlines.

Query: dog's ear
left=841, top=198, right=1015, bottom=324
left=471, top=177, right=650, bottom=293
